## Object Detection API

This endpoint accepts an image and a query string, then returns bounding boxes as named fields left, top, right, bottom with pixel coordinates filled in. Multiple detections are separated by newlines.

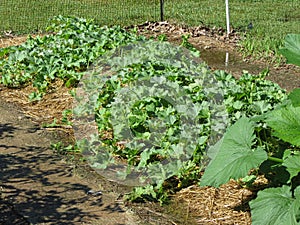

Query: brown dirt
left=0, top=99, right=141, bottom=225
left=0, top=35, right=29, bottom=48
left=0, top=22, right=299, bottom=225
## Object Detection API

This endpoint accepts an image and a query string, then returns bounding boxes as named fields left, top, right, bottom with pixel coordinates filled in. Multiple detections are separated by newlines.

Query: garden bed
left=1, top=17, right=300, bottom=224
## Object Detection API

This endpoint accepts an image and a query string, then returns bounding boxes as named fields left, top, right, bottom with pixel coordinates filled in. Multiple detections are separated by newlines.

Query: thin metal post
left=225, top=52, right=229, bottom=67
left=225, top=0, right=230, bottom=37
left=160, top=0, right=164, bottom=21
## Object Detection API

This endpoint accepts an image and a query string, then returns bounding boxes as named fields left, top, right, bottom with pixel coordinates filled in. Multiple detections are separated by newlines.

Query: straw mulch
left=176, top=181, right=253, bottom=225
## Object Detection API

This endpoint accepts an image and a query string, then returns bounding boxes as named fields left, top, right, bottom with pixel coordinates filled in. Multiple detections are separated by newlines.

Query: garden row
left=0, top=16, right=300, bottom=224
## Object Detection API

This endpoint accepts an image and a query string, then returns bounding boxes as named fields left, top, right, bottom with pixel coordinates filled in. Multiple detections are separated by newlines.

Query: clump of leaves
left=201, top=35, right=300, bottom=224
left=74, top=40, right=216, bottom=197
left=200, top=88, right=300, bottom=224
left=74, top=39, right=287, bottom=203
left=181, top=34, right=200, bottom=57
left=214, top=69, right=286, bottom=122
left=0, top=15, right=144, bottom=99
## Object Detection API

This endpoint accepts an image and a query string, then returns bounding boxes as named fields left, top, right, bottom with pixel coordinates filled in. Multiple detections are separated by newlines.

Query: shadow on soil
left=0, top=118, right=129, bottom=225
left=0, top=123, right=17, bottom=139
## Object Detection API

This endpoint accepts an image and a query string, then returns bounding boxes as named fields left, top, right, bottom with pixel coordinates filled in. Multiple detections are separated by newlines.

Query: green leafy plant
left=250, top=185, right=300, bottom=225
left=280, top=34, right=300, bottom=67
left=1, top=16, right=293, bottom=212
left=42, top=109, right=73, bottom=128
left=201, top=117, right=268, bottom=187
left=201, top=41, right=300, bottom=223
left=238, top=175, right=257, bottom=188
left=0, top=15, right=144, bottom=97
left=74, top=40, right=286, bottom=202
left=75, top=41, right=215, bottom=198
left=42, top=118, right=60, bottom=128
left=200, top=88, right=300, bottom=224
left=214, top=69, right=286, bottom=121
left=180, top=34, right=200, bottom=57
left=61, top=109, right=73, bottom=126
left=51, top=141, right=81, bottom=155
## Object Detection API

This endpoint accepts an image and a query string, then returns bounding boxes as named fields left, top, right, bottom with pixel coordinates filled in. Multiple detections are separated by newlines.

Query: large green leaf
left=200, top=117, right=267, bottom=187
left=288, top=88, right=300, bottom=107
left=250, top=185, right=300, bottom=225
left=266, top=105, right=300, bottom=146
left=283, top=153, right=300, bottom=182
left=279, top=34, right=300, bottom=67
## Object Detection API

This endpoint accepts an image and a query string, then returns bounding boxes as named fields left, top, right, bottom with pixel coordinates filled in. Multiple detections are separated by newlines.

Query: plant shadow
left=0, top=121, right=129, bottom=224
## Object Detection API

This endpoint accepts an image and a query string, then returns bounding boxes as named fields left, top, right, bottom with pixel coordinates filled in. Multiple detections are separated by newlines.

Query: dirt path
left=0, top=99, right=140, bottom=225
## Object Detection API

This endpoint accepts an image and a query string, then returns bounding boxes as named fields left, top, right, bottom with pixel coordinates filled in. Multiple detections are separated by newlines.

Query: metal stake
left=160, top=0, right=164, bottom=21
left=225, top=0, right=230, bottom=37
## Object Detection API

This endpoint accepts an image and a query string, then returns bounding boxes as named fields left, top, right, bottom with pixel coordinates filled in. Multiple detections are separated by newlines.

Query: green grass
left=0, top=0, right=160, bottom=33
left=165, top=0, right=300, bottom=63
left=1, top=0, right=299, bottom=62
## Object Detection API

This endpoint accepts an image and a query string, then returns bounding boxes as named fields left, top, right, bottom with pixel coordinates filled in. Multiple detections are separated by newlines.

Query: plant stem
left=268, top=156, right=283, bottom=163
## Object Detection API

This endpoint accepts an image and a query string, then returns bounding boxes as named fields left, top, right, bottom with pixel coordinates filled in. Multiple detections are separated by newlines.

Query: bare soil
left=0, top=99, right=141, bottom=225
left=0, top=22, right=299, bottom=225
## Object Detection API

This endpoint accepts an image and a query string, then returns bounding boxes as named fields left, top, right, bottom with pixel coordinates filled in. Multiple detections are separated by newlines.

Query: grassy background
left=164, top=0, right=300, bottom=62
left=1, top=0, right=299, bottom=62
left=0, top=0, right=160, bottom=32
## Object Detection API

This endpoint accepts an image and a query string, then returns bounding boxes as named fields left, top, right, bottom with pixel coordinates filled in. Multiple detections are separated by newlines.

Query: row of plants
left=0, top=15, right=145, bottom=100
left=0, top=16, right=299, bottom=224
